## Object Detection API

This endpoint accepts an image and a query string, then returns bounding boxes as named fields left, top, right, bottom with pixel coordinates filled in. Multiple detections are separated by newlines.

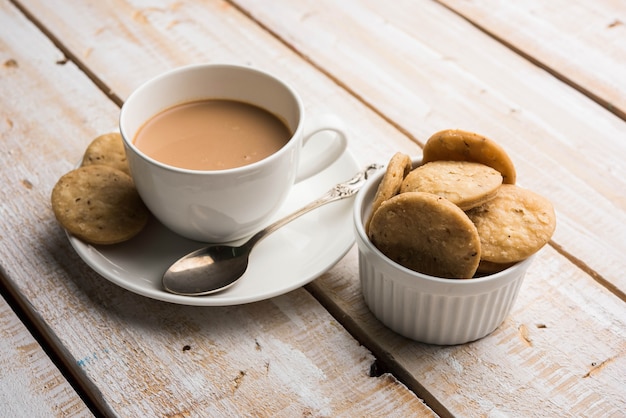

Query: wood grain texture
left=234, top=0, right=626, bottom=299
left=438, top=0, right=626, bottom=119
left=0, top=295, right=92, bottom=417
left=230, top=0, right=626, bottom=415
left=310, top=246, right=626, bottom=417
left=0, top=1, right=433, bottom=416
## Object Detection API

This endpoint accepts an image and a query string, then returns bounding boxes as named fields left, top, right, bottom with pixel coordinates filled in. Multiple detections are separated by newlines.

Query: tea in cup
left=133, top=98, right=292, bottom=171
left=120, top=64, right=348, bottom=242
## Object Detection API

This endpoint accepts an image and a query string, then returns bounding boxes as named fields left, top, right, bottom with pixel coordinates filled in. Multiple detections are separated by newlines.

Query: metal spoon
left=162, top=164, right=381, bottom=296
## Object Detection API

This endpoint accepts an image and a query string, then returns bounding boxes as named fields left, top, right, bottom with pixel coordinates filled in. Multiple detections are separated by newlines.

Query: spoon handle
left=246, top=163, right=382, bottom=248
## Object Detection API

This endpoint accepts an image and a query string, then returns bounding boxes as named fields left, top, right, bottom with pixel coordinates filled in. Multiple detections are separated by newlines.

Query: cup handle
left=295, top=114, right=348, bottom=183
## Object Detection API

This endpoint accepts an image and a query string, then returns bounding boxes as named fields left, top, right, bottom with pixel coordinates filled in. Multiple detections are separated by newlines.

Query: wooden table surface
left=1, top=0, right=625, bottom=416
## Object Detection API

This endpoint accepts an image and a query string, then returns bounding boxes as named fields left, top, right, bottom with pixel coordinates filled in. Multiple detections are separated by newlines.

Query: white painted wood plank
left=311, top=245, right=626, bottom=417
left=0, top=1, right=434, bottom=416
left=233, top=0, right=626, bottom=297
left=0, top=295, right=92, bottom=417
left=439, top=0, right=626, bottom=119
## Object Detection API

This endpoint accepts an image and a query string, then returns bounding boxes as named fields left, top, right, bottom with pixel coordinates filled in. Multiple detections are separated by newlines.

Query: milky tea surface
left=134, top=99, right=291, bottom=170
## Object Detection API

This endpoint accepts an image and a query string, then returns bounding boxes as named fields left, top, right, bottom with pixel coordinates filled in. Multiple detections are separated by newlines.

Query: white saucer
left=68, top=150, right=360, bottom=306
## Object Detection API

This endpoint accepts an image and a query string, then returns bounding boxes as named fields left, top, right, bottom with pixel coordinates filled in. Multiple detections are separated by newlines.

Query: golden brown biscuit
left=466, top=184, right=556, bottom=263
left=400, top=160, right=502, bottom=210
left=51, top=165, right=149, bottom=245
left=423, top=129, right=516, bottom=184
left=81, top=132, right=130, bottom=175
left=368, top=192, right=481, bottom=279
left=365, top=152, right=412, bottom=234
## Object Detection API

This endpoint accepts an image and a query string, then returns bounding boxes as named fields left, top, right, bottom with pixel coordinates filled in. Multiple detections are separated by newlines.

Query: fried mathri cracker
left=423, top=129, right=516, bottom=184
left=51, top=165, right=148, bottom=244
left=369, top=191, right=481, bottom=279
left=466, top=184, right=556, bottom=263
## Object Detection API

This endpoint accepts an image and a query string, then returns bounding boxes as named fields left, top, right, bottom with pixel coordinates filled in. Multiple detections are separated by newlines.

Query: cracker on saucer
left=365, top=152, right=412, bottom=234
left=422, top=129, right=516, bottom=184
left=400, top=160, right=502, bottom=210
left=81, top=132, right=130, bottom=176
left=51, top=165, right=148, bottom=245
left=466, top=184, right=556, bottom=264
left=368, top=191, right=481, bottom=279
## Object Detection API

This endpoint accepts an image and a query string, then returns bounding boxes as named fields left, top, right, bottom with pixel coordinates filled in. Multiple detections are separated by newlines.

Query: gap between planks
left=0, top=272, right=111, bottom=418
left=226, top=0, right=425, bottom=148
left=9, top=0, right=124, bottom=108
left=305, top=282, right=454, bottom=418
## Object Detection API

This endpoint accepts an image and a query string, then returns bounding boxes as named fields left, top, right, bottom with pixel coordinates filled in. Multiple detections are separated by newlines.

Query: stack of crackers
left=51, top=133, right=149, bottom=245
left=366, top=129, right=556, bottom=279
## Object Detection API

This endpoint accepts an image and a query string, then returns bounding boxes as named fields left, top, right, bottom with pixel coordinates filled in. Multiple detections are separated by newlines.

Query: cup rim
left=119, top=63, right=304, bottom=175
left=353, top=159, right=534, bottom=286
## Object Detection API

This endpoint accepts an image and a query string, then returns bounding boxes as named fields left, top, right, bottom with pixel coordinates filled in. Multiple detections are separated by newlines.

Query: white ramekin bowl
left=353, top=160, right=534, bottom=345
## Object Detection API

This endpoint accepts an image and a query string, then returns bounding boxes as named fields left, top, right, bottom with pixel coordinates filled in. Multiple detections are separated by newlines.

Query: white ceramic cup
left=120, top=64, right=347, bottom=242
